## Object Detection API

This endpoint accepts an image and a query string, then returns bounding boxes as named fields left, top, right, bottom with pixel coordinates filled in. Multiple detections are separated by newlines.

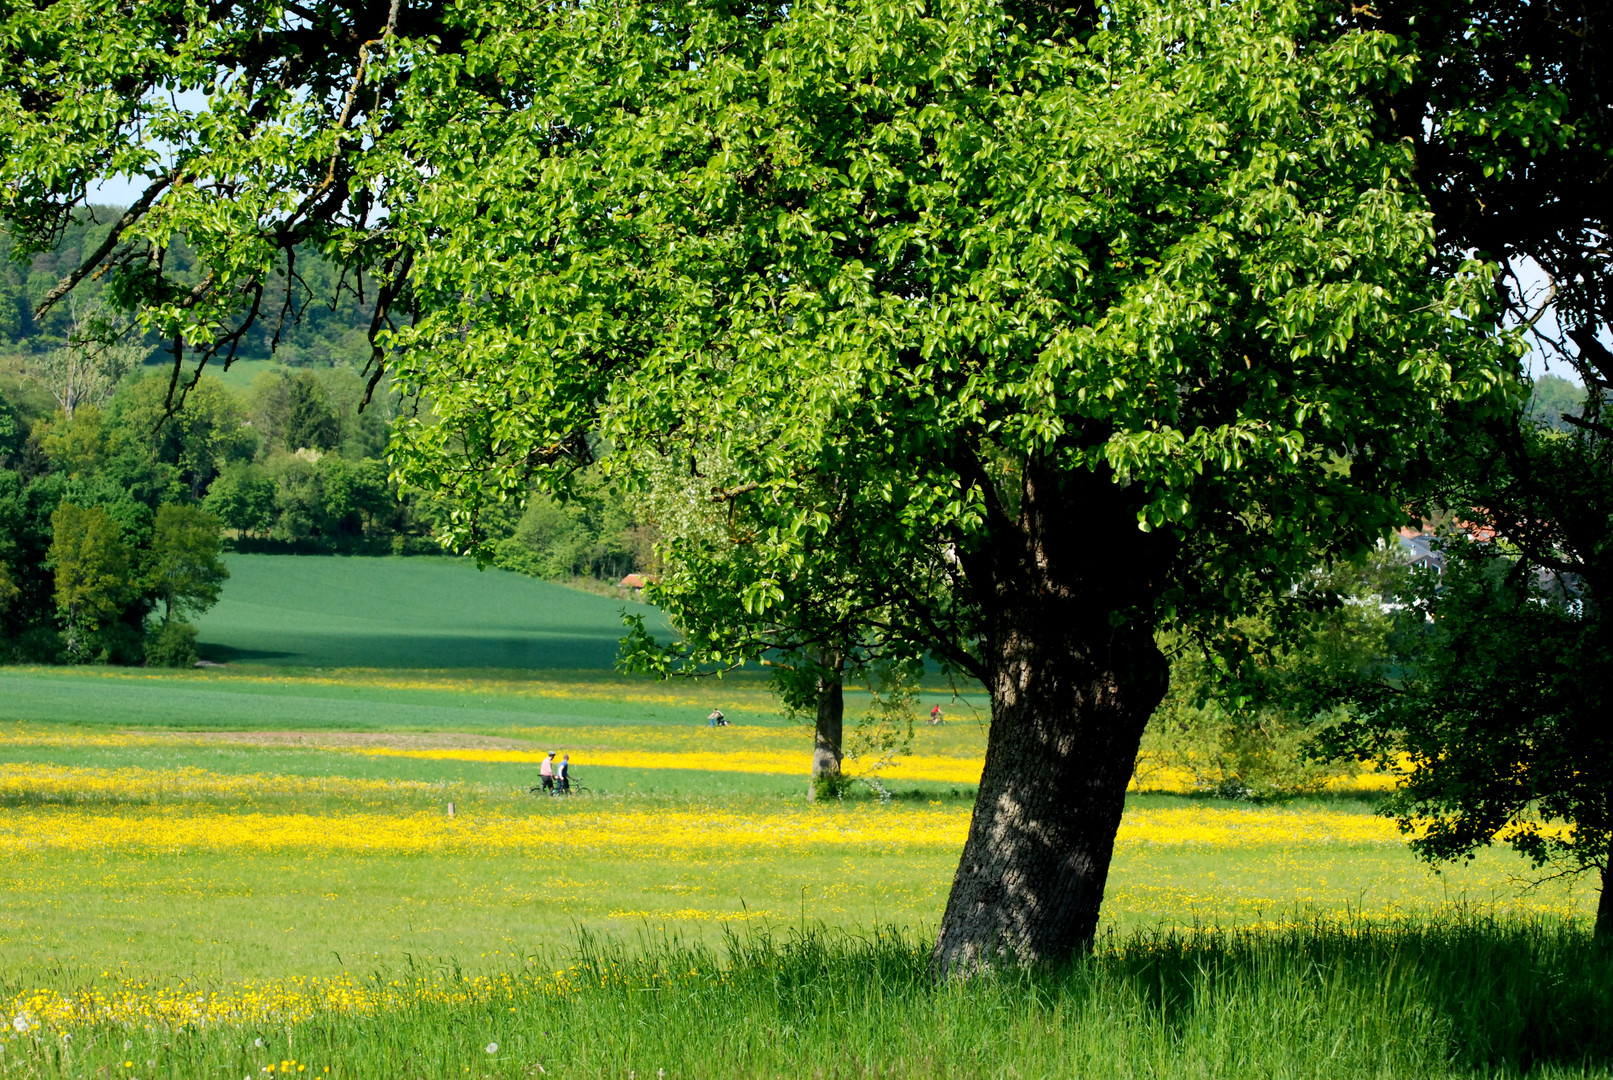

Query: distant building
left=1395, top=528, right=1445, bottom=574
left=619, top=573, right=647, bottom=590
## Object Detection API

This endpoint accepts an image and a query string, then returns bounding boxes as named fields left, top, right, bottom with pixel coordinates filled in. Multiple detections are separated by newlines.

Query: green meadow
left=193, top=555, right=670, bottom=669
left=0, top=556, right=1607, bottom=1078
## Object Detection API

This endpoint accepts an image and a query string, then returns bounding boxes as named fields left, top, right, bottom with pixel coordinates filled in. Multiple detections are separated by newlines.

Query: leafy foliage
left=0, top=357, right=434, bottom=663
left=1361, top=0, right=1610, bottom=383
left=1139, top=549, right=1407, bottom=800
left=145, top=616, right=200, bottom=669
left=1526, top=373, right=1587, bottom=433
left=1326, top=543, right=1611, bottom=880
left=48, top=501, right=134, bottom=661
left=148, top=504, right=229, bottom=623
left=492, top=484, right=652, bottom=585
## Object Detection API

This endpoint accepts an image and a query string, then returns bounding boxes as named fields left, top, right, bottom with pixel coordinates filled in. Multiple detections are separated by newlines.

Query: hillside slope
left=193, top=555, right=666, bottom=669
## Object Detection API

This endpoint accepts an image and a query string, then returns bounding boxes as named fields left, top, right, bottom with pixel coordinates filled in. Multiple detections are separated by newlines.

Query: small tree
left=621, top=440, right=936, bottom=799
left=285, top=372, right=341, bottom=453
left=147, top=504, right=228, bottom=623
left=49, top=502, right=133, bottom=660
left=203, top=463, right=278, bottom=539
left=33, top=405, right=108, bottom=478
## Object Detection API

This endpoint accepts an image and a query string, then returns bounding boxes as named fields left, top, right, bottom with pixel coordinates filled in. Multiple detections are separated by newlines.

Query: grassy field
left=138, top=357, right=289, bottom=391
left=0, top=668, right=1597, bottom=956
left=1, top=560, right=1608, bottom=1077
left=194, top=556, right=668, bottom=668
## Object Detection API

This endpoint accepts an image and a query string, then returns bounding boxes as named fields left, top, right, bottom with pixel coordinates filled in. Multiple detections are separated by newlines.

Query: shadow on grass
left=194, top=645, right=299, bottom=663
left=196, top=632, right=630, bottom=669
left=1129, top=786, right=1387, bottom=810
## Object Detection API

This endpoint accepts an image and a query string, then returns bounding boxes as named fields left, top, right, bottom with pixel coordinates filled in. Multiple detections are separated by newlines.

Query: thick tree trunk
left=932, top=456, right=1172, bottom=973
left=1597, top=833, right=1613, bottom=940
left=807, top=656, right=844, bottom=801
left=931, top=618, right=1167, bottom=971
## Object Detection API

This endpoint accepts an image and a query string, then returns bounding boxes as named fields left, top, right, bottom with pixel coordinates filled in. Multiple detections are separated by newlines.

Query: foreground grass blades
left=3, top=918, right=1611, bottom=1079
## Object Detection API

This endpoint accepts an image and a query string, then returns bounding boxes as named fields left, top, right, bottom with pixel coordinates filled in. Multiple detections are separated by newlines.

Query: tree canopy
left=1, top=0, right=1524, bottom=964
left=378, top=0, right=1510, bottom=964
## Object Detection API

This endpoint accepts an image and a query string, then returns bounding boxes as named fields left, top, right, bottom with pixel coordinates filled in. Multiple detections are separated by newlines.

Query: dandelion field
left=0, top=663, right=1608, bottom=1078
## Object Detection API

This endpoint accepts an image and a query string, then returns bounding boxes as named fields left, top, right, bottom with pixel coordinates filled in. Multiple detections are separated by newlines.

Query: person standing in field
left=537, top=751, right=556, bottom=795
left=557, top=753, right=571, bottom=794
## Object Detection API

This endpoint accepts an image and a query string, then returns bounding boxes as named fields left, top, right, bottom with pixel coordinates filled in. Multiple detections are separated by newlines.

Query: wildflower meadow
left=0, top=662, right=1607, bottom=1078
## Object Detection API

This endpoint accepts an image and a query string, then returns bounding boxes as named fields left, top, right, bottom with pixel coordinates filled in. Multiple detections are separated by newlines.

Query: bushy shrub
left=145, top=619, right=199, bottom=668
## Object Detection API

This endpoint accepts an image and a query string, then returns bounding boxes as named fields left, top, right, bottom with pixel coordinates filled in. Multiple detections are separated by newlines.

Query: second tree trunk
left=808, top=657, right=844, bottom=801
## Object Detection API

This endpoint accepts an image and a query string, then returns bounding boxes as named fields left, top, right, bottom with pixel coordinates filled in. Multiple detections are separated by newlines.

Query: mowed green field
left=194, top=555, right=670, bottom=668
left=0, top=557, right=1607, bottom=1078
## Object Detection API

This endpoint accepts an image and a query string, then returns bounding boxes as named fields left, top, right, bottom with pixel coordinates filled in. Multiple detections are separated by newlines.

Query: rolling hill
left=193, top=555, right=668, bottom=669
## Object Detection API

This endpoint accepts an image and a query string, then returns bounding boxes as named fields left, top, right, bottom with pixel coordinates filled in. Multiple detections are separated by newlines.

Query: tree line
left=0, top=343, right=654, bottom=664
left=1, top=0, right=1606, bottom=957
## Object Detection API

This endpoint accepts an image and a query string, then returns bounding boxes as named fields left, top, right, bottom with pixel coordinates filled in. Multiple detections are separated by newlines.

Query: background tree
left=203, top=462, right=278, bottom=540
left=147, top=504, right=229, bottom=625
left=1325, top=535, right=1613, bottom=937
left=49, top=501, right=133, bottom=661
left=106, top=377, right=255, bottom=499
left=623, top=441, right=937, bottom=799
left=1527, top=374, right=1587, bottom=434
left=1139, top=548, right=1406, bottom=800
left=1316, top=0, right=1613, bottom=931
left=282, top=372, right=343, bottom=454
left=383, top=0, right=1511, bottom=967
left=31, top=404, right=108, bottom=478
left=0, top=558, right=17, bottom=615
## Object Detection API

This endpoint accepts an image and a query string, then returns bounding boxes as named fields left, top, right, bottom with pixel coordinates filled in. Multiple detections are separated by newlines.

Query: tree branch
left=33, top=173, right=174, bottom=319
left=1560, top=412, right=1613, bottom=440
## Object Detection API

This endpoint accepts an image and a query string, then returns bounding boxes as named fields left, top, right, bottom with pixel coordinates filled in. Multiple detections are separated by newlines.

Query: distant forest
left=1, top=205, right=374, bottom=367
left=0, top=209, right=653, bottom=664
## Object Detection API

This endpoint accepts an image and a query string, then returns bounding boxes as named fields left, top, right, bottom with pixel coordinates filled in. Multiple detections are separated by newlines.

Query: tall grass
left=6, top=915, right=1610, bottom=1078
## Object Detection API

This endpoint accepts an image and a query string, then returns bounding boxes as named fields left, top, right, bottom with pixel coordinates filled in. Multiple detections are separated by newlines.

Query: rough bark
left=1597, top=833, right=1613, bottom=939
left=807, top=656, right=844, bottom=802
left=932, top=456, right=1172, bottom=973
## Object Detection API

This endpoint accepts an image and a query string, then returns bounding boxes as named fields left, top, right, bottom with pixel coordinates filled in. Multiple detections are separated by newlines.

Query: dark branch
left=33, top=173, right=174, bottom=319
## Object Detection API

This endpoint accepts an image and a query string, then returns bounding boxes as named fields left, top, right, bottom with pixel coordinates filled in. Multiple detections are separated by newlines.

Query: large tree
left=383, top=0, right=1509, bottom=967
left=1, top=0, right=1515, bottom=966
